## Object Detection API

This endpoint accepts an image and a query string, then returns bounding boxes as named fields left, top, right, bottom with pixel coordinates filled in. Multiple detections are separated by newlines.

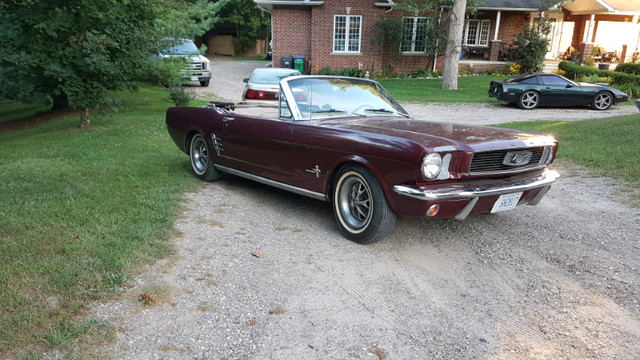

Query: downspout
left=494, top=10, right=501, bottom=41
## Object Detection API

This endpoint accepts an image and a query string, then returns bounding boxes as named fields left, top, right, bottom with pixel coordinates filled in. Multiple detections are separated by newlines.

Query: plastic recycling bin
left=293, top=56, right=305, bottom=73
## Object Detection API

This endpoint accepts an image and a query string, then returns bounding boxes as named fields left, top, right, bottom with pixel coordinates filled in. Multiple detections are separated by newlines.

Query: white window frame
left=464, top=19, right=490, bottom=46
left=333, top=15, right=362, bottom=53
left=401, top=17, right=429, bottom=53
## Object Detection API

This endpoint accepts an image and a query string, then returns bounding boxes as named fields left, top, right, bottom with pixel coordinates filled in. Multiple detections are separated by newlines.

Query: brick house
left=254, top=0, right=640, bottom=74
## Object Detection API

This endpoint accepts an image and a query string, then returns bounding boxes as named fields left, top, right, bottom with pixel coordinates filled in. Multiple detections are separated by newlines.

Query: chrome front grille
left=191, top=62, right=204, bottom=71
left=470, top=146, right=551, bottom=174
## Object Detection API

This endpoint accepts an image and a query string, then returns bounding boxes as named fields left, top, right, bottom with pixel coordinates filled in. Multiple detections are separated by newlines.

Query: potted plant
left=570, top=48, right=580, bottom=62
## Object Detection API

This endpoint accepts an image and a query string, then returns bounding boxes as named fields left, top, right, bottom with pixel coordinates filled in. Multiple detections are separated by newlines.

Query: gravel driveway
left=86, top=59, right=640, bottom=360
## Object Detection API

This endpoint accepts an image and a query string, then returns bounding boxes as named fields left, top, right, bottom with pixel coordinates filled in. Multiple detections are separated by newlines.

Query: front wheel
left=200, top=79, right=210, bottom=87
left=592, top=91, right=613, bottom=110
left=333, top=165, right=396, bottom=244
left=189, top=133, right=221, bottom=181
left=518, top=90, right=539, bottom=110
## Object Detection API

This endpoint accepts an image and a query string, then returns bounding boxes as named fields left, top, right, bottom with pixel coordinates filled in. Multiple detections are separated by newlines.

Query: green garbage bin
left=293, top=56, right=305, bottom=73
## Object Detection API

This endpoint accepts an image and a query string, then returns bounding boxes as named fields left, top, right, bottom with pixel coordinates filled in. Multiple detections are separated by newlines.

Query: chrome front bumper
left=393, top=169, right=560, bottom=220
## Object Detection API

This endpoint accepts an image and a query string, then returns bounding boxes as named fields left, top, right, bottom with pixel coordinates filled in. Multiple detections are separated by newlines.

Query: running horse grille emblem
left=503, top=151, right=532, bottom=167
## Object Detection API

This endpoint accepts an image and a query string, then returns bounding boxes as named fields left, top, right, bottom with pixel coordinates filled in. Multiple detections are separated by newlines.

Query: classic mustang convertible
left=167, top=76, right=559, bottom=244
left=489, top=73, right=628, bottom=110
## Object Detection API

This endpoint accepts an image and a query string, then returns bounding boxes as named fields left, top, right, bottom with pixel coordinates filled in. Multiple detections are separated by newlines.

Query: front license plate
left=491, top=192, right=523, bottom=213
left=191, top=76, right=198, bottom=81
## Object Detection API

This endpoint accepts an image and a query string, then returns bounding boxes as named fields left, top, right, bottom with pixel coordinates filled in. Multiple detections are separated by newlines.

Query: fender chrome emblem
left=503, top=151, right=532, bottom=166
left=305, top=165, right=321, bottom=178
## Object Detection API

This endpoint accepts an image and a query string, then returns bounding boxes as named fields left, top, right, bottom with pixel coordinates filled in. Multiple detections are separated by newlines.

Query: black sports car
left=489, top=73, right=628, bottom=110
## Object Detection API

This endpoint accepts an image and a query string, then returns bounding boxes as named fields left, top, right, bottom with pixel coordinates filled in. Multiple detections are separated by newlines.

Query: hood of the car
left=160, top=53, right=209, bottom=63
left=577, top=83, right=628, bottom=96
left=319, top=116, right=556, bottom=152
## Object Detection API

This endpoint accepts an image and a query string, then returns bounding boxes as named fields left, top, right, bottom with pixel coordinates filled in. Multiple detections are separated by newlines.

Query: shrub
left=337, top=67, right=365, bottom=78
left=510, top=19, right=551, bottom=73
left=409, top=68, right=441, bottom=78
left=615, top=63, right=640, bottom=76
left=316, top=67, right=365, bottom=78
left=559, top=61, right=640, bottom=97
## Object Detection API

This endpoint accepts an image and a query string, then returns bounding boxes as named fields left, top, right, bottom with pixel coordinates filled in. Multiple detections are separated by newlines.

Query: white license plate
left=491, top=192, right=523, bottom=213
left=191, top=76, right=198, bottom=81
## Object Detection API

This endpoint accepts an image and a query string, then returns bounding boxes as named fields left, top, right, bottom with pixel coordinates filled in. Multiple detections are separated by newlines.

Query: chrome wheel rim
left=191, top=136, right=208, bottom=175
left=521, top=92, right=538, bottom=109
left=337, top=174, right=372, bottom=231
left=594, top=93, right=612, bottom=109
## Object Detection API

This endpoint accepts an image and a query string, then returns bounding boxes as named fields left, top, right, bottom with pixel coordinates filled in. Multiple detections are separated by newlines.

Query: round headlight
left=422, top=153, right=442, bottom=179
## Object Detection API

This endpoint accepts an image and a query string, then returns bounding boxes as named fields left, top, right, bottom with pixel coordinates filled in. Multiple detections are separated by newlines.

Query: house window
left=334, top=15, right=362, bottom=53
left=464, top=19, right=490, bottom=46
left=401, top=17, right=429, bottom=53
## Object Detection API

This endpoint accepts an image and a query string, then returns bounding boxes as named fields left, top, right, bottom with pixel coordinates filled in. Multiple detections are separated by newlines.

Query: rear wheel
left=333, top=165, right=396, bottom=244
left=189, top=134, right=221, bottom=181
left=592, top=91, right=613, bottom=110
left=518, top=90, right=539, bottom=109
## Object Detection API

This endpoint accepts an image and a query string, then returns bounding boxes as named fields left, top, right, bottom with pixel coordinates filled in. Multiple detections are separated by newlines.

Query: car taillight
left=246, top=90, right=265, bottom=100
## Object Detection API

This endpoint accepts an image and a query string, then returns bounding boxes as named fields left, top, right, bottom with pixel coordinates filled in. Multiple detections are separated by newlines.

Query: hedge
left=615, top=63, right=640, bottom=76
left=558, top=61, right=640, bottom=85
left=558, top=61, right=640, bottom=97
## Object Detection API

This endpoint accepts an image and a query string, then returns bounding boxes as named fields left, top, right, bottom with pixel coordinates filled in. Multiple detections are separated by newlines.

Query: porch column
left=584, top=13, right=595, bottom=43
left=493, top=11, right=501, bottom=41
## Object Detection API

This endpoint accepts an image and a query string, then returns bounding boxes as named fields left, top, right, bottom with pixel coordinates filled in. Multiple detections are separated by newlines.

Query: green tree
left=392, top=0, right=484, bottom=89
left=214, top=0, right=271, bottom=55
left=0, top=0, right=225, bottom=128
left=510, top=17, right=552, bottom=73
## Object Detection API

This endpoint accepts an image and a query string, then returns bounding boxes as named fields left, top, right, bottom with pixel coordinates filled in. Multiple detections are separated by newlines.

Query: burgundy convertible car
left=167, top=76, right=559, bottom=244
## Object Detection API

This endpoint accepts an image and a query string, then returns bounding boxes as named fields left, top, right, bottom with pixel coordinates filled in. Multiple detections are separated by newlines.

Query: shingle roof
left=479, top=0, right=561, bottom=11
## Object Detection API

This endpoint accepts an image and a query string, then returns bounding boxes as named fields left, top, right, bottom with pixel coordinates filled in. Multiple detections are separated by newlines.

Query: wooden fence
left=201, top=35, right=268, bottom=57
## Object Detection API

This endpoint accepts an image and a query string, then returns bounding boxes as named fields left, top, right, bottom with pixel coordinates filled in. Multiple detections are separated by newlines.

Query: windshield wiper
left=311, top=108, right=346, bottom=114
left=364, top=108, right=394, bottom=113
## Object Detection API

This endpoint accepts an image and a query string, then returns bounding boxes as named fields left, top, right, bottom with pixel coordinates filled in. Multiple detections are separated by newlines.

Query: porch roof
left=563, top=0, right=640, bottom=15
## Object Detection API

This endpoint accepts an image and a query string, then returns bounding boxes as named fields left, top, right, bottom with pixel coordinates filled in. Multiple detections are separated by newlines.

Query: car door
left=539, top=75, right=585, bottom=106
left=219, top=112, right=295, bottom=184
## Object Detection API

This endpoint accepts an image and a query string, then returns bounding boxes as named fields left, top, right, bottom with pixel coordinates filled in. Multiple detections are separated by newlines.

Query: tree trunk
left=51, top=93, right=70, bottom=110
left=442, top=0, right=467, bottom=90
left=79, top=107, right=90, bottom=129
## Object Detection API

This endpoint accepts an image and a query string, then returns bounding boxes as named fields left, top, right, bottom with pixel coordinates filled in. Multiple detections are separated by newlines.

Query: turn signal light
left=246, top=90, right=256, bottom=99
left=427, top=204, right=439, bottom=217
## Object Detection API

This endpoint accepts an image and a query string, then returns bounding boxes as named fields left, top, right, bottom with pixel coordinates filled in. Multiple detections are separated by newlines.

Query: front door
left=220, top=113, right=295, bottom=184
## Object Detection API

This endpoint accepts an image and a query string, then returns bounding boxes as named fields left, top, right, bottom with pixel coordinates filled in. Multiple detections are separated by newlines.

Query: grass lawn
left=498, top=115, right=640, bottom=203
left=0, top=98, right=51, bottom=124
left=1, top=80, right=638, bottom=357
left=0, top=87, right=204, bottom=356
left=378, top=76, right=500, bottom=103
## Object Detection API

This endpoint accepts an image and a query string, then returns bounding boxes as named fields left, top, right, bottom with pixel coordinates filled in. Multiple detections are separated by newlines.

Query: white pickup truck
left=159, top=39, right=211, bottom=87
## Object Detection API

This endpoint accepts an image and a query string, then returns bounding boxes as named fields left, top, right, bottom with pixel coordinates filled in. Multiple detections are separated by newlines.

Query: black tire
left=592, top=91, right=613, bottom=110
left=333, top=165, right=396, bottom=244
left=517, top=90, right=539, bottom=110
left=189, top=133, right=221, bottom=181
left=200, top=79, right=210, bottom=87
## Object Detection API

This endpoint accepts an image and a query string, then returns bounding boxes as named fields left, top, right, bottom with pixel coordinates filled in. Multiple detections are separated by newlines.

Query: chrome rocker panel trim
left=214, top=165, right=327, bottom=201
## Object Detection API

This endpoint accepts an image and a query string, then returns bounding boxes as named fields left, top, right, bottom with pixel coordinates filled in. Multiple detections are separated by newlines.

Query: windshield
left=251, top=69, right=300, bottom=85
left=162, top=40, right=199, bottom=55
left=285, top=77, right=408, bottom=120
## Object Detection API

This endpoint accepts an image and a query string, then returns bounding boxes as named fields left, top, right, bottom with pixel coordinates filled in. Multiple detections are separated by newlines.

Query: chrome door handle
left=223, top=116, right=235, bottom=123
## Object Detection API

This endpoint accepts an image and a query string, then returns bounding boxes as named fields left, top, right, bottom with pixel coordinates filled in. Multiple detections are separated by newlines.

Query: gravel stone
left=86, top=59, right=640, bottom=360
